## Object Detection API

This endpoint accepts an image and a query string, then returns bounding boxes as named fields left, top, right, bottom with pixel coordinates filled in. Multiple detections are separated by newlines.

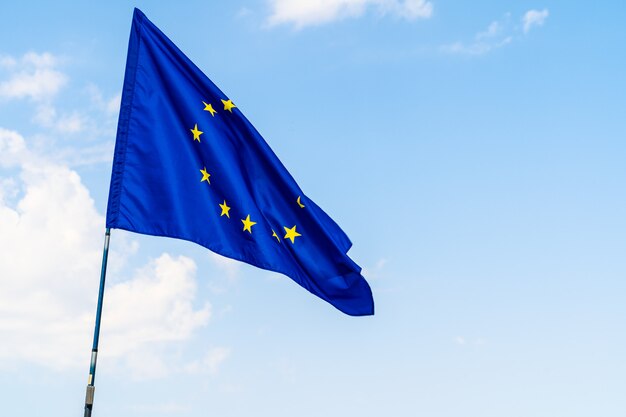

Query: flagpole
left=84, top=228, right=111, bottom=417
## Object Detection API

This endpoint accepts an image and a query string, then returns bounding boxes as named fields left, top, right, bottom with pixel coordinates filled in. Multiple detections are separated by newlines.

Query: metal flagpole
left=84, top=228, right=111, bottom=417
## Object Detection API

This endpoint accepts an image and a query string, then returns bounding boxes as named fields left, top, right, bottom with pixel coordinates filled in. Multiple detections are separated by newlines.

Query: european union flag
left=106, top=9, right=374, bottom=316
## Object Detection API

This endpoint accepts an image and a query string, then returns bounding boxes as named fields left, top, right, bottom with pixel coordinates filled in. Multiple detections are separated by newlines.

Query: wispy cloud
left=0, top=56, right=17, bottom=68
left=208, top=252, right=241, bottom=279
left=441, top=15, right=513, bottom=56
left=476, top=21, right=502, bottom=40
left=0, top=52, right=88, bottom=135
left=236, top=6, right=254, bottom=19
left=0, top=52, right=67, bottom=101
left=184, top=346, right=232, bottom=375
left=206, top=252, right=241, bottom=294
left=361, top=257, right=388, bottom=280
left=442, top=36, right=512, bottom=56
left=130, top=402, right=193, bottom=414
left=86, top=83, right=121, bottom=116
left=0, top=54, right=120, bottom=166
left=454, top=336, right=488, bottom=346
left=523, top=9, right=549, bottom=33
left=266, top=0, right=433, bottom=29
left=442, top=9, right=549, bottom=56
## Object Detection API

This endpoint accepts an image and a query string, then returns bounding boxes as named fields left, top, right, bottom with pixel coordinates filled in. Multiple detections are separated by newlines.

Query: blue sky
left=1, top=1, right=625, bottom=416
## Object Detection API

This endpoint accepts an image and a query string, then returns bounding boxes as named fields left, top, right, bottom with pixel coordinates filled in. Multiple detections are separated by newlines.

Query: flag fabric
left=106, top=8, right=374, bottom=316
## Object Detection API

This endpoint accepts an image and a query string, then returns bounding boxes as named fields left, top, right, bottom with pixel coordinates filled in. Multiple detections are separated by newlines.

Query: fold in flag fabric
left=106, top=8, right=374, bottom=316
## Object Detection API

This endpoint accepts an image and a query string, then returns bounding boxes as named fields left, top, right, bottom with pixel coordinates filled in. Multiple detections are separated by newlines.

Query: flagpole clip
left=85, top=385, right=95, bottom=405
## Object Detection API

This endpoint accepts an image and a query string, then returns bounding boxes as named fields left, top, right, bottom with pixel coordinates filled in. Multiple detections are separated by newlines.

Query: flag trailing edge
left=106, top=8, right=374, bottom=316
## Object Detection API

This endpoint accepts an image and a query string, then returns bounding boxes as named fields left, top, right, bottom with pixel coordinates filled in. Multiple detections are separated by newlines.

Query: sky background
left=1, top=1, right=625, bottom=416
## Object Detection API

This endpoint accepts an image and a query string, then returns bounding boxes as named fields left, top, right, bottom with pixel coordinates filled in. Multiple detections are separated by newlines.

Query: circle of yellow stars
left=191, top=98, right=304, bottom=244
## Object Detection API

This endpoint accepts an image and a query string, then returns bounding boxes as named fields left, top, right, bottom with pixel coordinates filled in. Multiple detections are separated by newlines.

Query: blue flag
left=106, top=9, right=374, bottom=316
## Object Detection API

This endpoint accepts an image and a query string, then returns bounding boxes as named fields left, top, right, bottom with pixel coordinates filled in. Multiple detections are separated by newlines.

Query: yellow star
left=202, top=101, right=217, bottom=116
left=272, top=230, right=281, bottom=242
left=190, top=123, right=203, bottom=142
left=283, top=225, right=302, bottom=244
left=297, top=196, right=305, bottom=208
left=199, top=167, right=211, bottom=184
left=222, top=99, right=236, bottom=113
left=241, top=214, right=256, bottom=233
left=219, top=200, right=231, bottom=218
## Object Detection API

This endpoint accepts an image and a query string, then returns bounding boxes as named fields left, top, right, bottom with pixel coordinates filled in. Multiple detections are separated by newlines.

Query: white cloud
left=184, top=346, right=231, bottom=375
left=0, top=55, right=120, bottom=141
left=266, top=0, right=433, bottom=29
left=523, top=9, right=549, bottom=33
left=0, top=68, right=66, bottom=100
left=0, top=128, right=28, bottom=167
left=0, top=52, right=87, bottom=136
left=103, top=254, right=211, bottom=357
left=0, top=52, right=67, bottom=101
left=0, top=129, right=106, bottom=370
left=0, top=128, right=214, bottom=376
left=0, top=69, right=121, bottom=172
left=22, top=51, right=60, bottom=68
left=32, top=105, right=88, bottom=135
left=0, top=177, right=19, bottom=206
left=56, top=112, right=85, bottom=133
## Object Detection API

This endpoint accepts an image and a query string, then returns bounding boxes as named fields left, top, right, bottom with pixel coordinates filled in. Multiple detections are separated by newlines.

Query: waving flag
left=106, top=9, right=374, bottom=316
